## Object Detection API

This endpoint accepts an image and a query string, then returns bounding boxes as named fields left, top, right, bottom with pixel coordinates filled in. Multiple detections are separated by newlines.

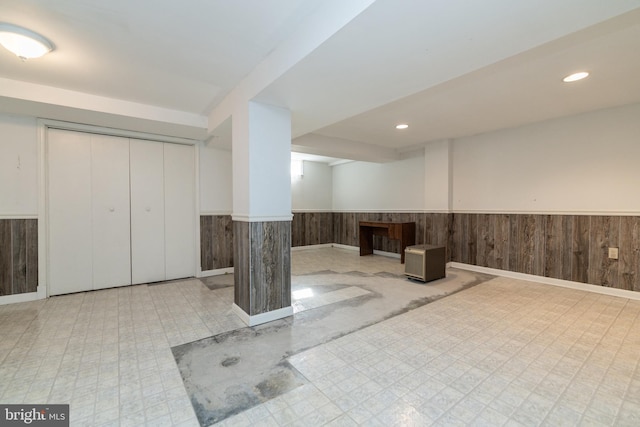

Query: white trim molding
left=331, top=243, right=359, bottom=252
left=194, top=143, right=201, bottom=282
left=291, top=244, right=333, bottom=252
left=330, top=243, right=401, bottom=259
left=449, top=262, right=640, bottom=301
left=330, top=209, right=451, bottom=213
left=200, top=211, right=233, bottom=216
left=232, top=304, right=294, bottom=327
left=451, top=210, right=640, bottom=216
left=199, top=267, right=234, bottom=278
left=0, top=292, right=42, bottom=306
left=37, top=117, right=48, bottom=299
left=37, top=118, right=200, bottom=145
left=0, top=214, right=38, bottom=219
left=231, top=214, right=294, bottom=222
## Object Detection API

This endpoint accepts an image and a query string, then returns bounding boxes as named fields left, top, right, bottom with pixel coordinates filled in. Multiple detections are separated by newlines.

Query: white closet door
left=130, top=139, right=165, bottom=284
left=48, top=129, right=93, bottom=295
left=91, top=134, right=131, bottom=289
left=164, top=143, right=196, bottom=280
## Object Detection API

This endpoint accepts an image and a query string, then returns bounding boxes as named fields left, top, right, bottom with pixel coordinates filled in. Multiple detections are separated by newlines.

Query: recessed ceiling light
left=0, top=23, right=54, bottom=60
left=395, top=124, right=409, bottom=130
left=563, top=72, right=589, bottom=83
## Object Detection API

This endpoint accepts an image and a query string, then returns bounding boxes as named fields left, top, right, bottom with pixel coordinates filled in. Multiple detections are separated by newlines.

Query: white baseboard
left=373, top=249, right=401, bottom=259
left=232, top=304, right=294, bottom=326
left=449, top=262, right=640, bottom=301
left=0, top=292, right=42, bottom=306
left=331, top=243, right=359, bottom=252
left=292, top=244, right=333, bottom=251
left=330, top=243, right=401, bottom=259
left=199, top=267, right=234, bottom=278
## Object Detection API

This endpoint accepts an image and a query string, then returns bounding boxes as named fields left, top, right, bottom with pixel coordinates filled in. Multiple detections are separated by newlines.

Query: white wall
left=199, top=142, right=232, bottom=214
left=332, top=153, right=425, bottom=211
left=292, top=160, right=332, bottom=211
left=0, top=114, right=38, bottom=216
left=452, top=102, right=640, bottom=214
left=424, top=140, right=451, bottom=212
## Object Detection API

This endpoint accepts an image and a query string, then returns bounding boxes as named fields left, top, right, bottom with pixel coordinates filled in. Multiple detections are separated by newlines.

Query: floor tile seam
left=0, top=298, right=73, bottom=363
left=514, top=297, right=605, bottom=368
left=417, top=286, right=571, bottom=372
left=592, top=298, right=630, bottom=326
left=418, top=337, right=529, bottom=418
left=445, top=305, right=591, bottom=420
left=536, top=370, right=602, bottom=427
left=577, top=398, right=624, bottom=427
left=607, top=298, right=640, bottom=341
left=557, top=359, right=617, bottom=426
left=9, top=294, right=91, bottom=403
left=524, top=300, right=608, bottom=347
left=583, top=298, right=637, bottom=371
left=146, top=286, right=194, bottom=346
left=608, top=299, right=640, bottom=426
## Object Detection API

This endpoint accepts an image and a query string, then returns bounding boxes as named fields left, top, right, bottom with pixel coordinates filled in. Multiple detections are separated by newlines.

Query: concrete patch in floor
left=173, top=268, right=494, bottom=426
left=201, top=274, right=234, bottom=290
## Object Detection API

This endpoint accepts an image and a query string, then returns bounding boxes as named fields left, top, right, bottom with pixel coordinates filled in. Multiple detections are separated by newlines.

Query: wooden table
left=359, top=221, right=416, bottom=263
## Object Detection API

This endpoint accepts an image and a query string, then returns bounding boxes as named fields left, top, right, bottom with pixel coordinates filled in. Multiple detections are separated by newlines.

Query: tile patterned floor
left=1, top=247, right=639, bottom=426
left=0, top=280, right=245, bottom=427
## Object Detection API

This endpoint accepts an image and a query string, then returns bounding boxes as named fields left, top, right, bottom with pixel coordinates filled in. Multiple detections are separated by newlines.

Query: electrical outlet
left=608, top=247, right=619, bottom=260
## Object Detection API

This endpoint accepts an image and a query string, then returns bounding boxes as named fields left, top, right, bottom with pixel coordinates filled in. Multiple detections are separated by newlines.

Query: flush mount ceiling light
left=395, top=124, right=409, bottom=130
left=563, top=71, right=589, bottom=83
left=0, top=23, right=54, bottom=60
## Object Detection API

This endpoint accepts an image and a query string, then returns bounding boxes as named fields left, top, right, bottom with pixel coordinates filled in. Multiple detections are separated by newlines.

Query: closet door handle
left=145, top=207, right=151, bottom=212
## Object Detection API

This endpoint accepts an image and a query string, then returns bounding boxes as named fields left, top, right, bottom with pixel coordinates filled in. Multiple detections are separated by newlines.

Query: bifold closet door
left=49, top=130, right=131, bottom=295
left=48, top=130, right=93, bottom=295
left=130, top=139, right=165, bottom=284
left=91, top=134, right=131, bottom=289
left=164, top=143, right=196, bottom=280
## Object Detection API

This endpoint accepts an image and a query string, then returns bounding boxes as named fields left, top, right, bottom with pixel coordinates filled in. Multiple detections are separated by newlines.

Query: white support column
left=232, top=101, right=293, bottom=326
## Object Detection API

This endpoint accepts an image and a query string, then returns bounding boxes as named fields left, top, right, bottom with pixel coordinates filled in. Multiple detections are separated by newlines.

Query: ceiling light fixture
left=0, top=23, right=54, bottom=60
left=395, top=124, right=409, bottom=130
left=562, top=71, right=589, bottom=83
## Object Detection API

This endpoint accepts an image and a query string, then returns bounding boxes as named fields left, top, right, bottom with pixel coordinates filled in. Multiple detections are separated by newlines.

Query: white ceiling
left=1, top=1, right=639, bottom=163
left=0, top=0, right=323, bottom=113
left=311, top=8, right=640, bottom=151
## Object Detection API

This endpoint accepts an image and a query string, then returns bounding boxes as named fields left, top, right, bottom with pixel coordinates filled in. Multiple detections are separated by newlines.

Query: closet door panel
left=130, top=139, right=165, bottom=284
left=48, top=130, right=93, bottom=295
left=91, top=134, right=131, bottom=289
left=164, top=143, right=196, bottom=280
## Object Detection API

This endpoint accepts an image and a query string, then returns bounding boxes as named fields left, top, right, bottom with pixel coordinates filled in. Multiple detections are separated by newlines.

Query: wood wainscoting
left=233, top=220, right=291, bottom=315
left=0, top=219, right=38, bottom=296
left=201, top=212, right=640, bottom=293
left=451, top=214, right=640, bottom=292
left=200, top=215, right=233, bottom=271
left=291, top=212, right=333, bottom=247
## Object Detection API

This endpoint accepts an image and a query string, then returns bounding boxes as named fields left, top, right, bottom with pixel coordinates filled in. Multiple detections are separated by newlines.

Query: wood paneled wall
left=291, top=212, right=333, bottom=247
left=451, top=214, right=640, bottom=292
left=0, top=219, right=38, bottom=296
left=200, top=215, right=233, bottom=271
left=234, top=220, right=291, bottom=315
left=201, top=212, right=640, bottom=293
